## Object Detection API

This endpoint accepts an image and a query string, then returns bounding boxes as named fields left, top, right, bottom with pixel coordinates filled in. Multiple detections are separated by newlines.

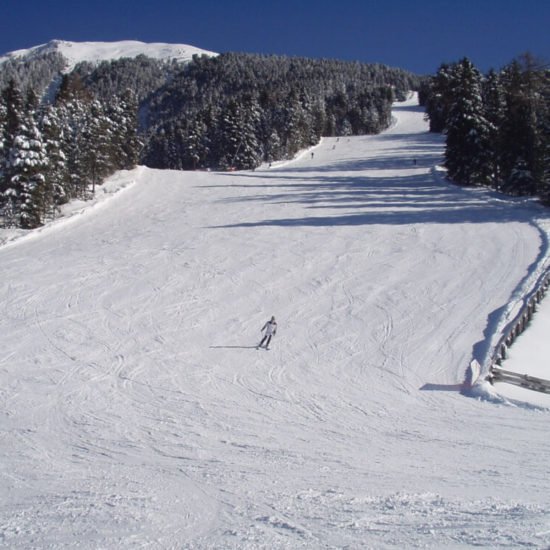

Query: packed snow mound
left=0, top=39, right=217, bottom=71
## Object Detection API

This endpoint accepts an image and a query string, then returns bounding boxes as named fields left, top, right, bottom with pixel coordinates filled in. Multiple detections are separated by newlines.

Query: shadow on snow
left=205, top=170, right=545, bottom=228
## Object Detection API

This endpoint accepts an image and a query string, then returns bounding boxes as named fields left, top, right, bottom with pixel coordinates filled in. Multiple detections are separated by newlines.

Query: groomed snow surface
left=1, top=96, right=550, bottom=549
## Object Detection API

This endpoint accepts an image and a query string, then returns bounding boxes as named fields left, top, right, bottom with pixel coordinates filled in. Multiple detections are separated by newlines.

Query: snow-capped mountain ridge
left=0, top=39, right=217, bottom=71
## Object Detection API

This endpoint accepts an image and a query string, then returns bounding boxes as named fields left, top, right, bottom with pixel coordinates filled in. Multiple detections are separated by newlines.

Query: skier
left=258, top=316, right=277, bottom=350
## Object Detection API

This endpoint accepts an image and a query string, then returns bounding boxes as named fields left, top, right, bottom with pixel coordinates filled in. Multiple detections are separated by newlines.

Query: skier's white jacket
left=262, top=320, right=277, bottom=336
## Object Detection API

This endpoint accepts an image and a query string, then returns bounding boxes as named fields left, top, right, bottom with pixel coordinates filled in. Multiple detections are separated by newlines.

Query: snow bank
left=0, top=167, right=142, bottom=249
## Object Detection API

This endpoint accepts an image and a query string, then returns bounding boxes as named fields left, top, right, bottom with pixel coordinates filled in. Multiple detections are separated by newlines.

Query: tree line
left=0, top=76, right=140, bottom=228
left=419, top=54, right=550, bottom=204
left=1, top=50, right=419, bottom=228
left=142, top=52, right=418, bottom=170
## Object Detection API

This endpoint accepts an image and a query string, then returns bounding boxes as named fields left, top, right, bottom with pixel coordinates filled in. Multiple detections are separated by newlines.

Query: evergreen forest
left=420, top=54, right=550, bottom=204
left=0, top=51, right=418, bottom=229
left=2, top=45, right=549, bottom=230
left=141, top=53, right=417, bottom=170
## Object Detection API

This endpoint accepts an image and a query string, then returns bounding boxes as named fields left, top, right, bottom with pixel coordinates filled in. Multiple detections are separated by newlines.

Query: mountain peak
left=0, top=39, right=217, bottom=71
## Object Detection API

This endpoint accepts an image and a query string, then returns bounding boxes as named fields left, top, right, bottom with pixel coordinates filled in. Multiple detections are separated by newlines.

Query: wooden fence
left=485, top=268, right=550, bottom=392
left=489, top=367, right=550, bottom=394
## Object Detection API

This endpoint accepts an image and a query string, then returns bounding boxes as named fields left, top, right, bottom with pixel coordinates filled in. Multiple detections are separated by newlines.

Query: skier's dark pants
left=259, top=335, right=272, bottom=348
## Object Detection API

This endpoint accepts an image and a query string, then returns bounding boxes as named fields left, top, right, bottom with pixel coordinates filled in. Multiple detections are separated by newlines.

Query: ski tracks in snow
left=1, top=96, right=550, bottom=548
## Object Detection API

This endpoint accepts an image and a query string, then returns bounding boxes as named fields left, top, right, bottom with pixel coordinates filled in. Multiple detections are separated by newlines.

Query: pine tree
left=482, top=69, right=506, bottom=187
left=424, top=64, right=456, bottom=132
left=55, top=93, right=91, bottom=199
left=0, top=93, right=7, bottom=200
left=279, top=91, right=309, bottom=158
left=263, top=129, right=282, bottom=163
left=517, top=53, right=548, bottom=191
left=182, top=116, right=210, bottom=169
left=81, top=100, right=115, bottom=194
left=217, top=98, right=261, bottom=170
left=8, top=109, right=49, bottom=228
left=40, top=105, right=69, bottom=210
left=234, top=96, right=261, bottom=169
left=445, top=58, right=493, bottom=186
left=1, top=80, right=26, bottom=223
left=502, top=158, right=536, bottom=195
left=502, top=56, right=550, bottom=198
left=107, top=90, right=142, bottom=170
left=541, top=74, right=550, bottom=204
left=498, top=56, right=547, bottom=195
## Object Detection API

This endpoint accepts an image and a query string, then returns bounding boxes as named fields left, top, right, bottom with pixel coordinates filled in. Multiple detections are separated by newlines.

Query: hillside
left=0, top=39, right=217, bottom=70
left=0, top=41, right=421, bottom=232
left=1, top=96, right=549, bottom=548
left=0, top=39, right=217, bottom=105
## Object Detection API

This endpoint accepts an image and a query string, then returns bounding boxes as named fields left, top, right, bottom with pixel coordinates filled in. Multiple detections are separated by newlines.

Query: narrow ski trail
left=1, top=96, right=549, bottom=549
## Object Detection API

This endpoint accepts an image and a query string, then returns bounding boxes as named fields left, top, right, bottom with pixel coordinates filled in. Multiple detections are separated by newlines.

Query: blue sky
left=1, top=0, right=548, bottom=74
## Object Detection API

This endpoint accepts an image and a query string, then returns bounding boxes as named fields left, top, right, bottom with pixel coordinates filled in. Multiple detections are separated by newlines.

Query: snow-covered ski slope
left=2, top=96, right=550, bottom=549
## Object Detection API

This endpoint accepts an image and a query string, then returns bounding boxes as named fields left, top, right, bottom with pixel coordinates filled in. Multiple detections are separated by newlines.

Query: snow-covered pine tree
left=107, top=90, right=142, bottom=170
left=279, top=91, right=309, bottom=159
left=498, top=56, right=548, bottom=195
left=541, top=76, right=550, bottom=205
left=517, top=53, right=549, bottom=192
left=217, top=100, right=241, bottom=170
left=234, top=96, right=261, bottom=169
left=482, top=69, right=506, bottom=188
left=501, top=158, right=536, bottom=196
left=0, top=93, right=7, bottom=201
left=218, top=98, right=261, bottom=170
left=81, top=100, right=115, bottom=194
left=55, top=76, right=94, bottom=200
left=8, top=106, right=49, bottom=228
left=263, top=129, right=282, bottom=164
left=182, top=116, right=210, bottom=169
left=1, top=80, right=26, bottom=224
left=309, top=99, right=326, bottom=143
left=423, top=63, right=456, bottom=133
left=444, top=58, right=493, bottom=187
left=40, top=104, right=70, bottom=210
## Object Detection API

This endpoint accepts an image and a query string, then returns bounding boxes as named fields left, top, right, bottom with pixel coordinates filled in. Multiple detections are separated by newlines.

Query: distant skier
left=258, top=316, right=277, bottom=350
left=311, top=152, right=314, bottom=159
